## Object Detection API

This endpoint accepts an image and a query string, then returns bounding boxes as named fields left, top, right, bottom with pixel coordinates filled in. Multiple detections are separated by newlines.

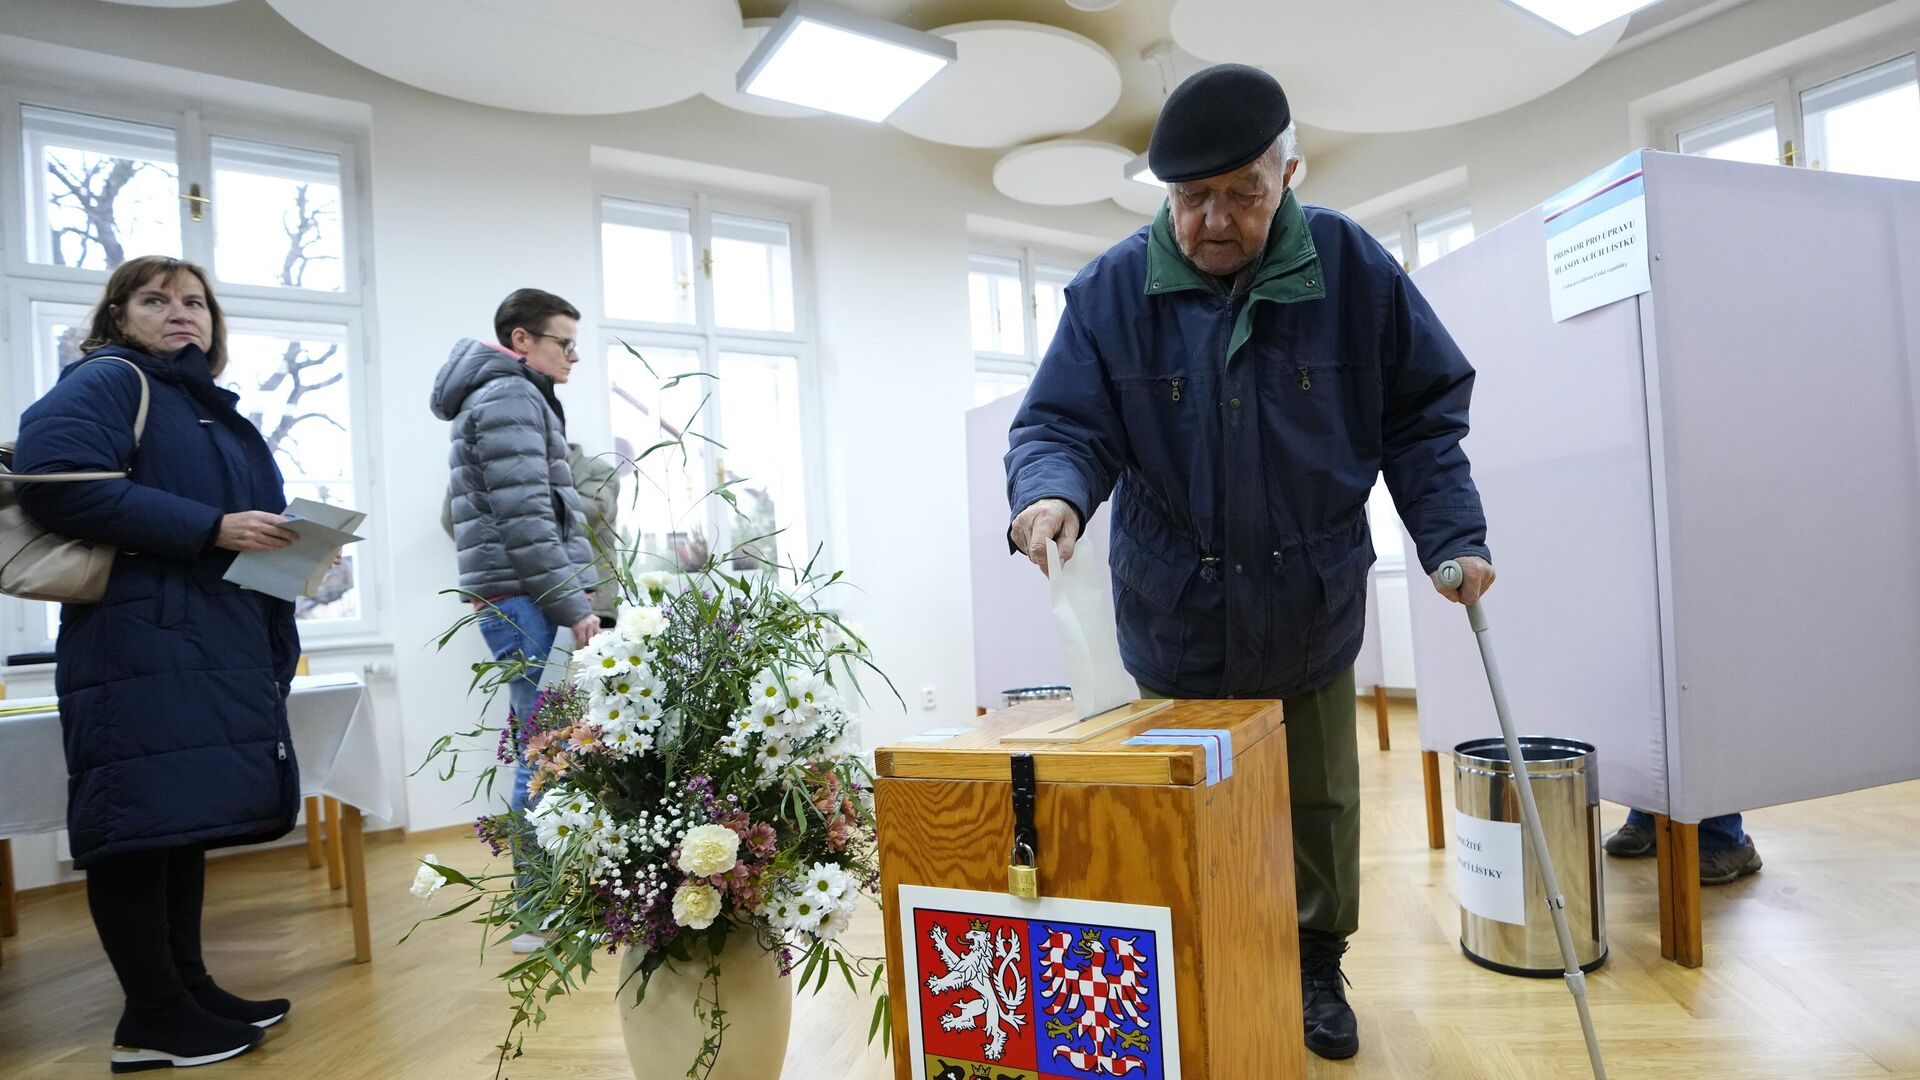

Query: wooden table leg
left=323, top=797, right=345, bottom=892
left=304, top=797, right=325, bottom=869
left=1373, top=686, right=1391, bottom=751
left=341, top=806, right=371, bottom=964
left=1422, top=750, right=1446, bottom=850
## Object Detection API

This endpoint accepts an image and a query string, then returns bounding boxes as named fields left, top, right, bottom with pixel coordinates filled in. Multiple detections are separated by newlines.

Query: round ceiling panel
left=1110, top=178, right=1166, bottom=216
left=704, top=19, right=821, bottom=119
left=994, top=140, right=1134, bottom=206
left=1169, top=0, right=1626, bottom=133
left=890, top=21, right=1122, bottom=149
left=264, top=0, right=740, bottom=115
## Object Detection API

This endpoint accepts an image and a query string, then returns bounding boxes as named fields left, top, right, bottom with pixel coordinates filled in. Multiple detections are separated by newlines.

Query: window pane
left=974, top=369, right=1031, bottom=408
left=711, top=213, right=796, bottom=332
left=211, top=137, right=345, bottom=291
left=221, top=319, right=359, bottom=622
left=606, top=342, right=710, bottom=571
left=1677, top=104, right=1779, bottom=165
left=23, top=105, right=180, bottom=270
left=968, top=254, right=1023, bottom=355
left=716, top=352, right=807, bottom=571
left=603, top=199, right=696, bottom=324
left=1033, top=266, right=1075, bottom=358
left=1415, top=208, right=1475, bottom=267
left=31, top=300, right=91, bottom=393
left=1803, top=55, right=1920, bottom=181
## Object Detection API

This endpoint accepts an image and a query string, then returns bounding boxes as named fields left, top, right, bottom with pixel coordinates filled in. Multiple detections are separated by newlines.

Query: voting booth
left=876, top=698, right=1307, bottom=1080
left=1406, top=150, right=1920, bottom=966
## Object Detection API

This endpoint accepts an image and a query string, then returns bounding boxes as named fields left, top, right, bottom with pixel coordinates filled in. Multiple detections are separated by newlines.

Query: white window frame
left=593, top=179, right=827, bottom=574
left=968, top=243, right=1086, bottom=392
left=0, top=79, right=382, bottom=658
left=1657, top=37, right=1920, bottom=172
left=1365, top=200, right=1475, bottom=272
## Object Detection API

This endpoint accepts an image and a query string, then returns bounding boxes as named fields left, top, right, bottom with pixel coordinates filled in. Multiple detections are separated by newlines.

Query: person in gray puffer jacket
left=430, top=290, right=600, bottom=948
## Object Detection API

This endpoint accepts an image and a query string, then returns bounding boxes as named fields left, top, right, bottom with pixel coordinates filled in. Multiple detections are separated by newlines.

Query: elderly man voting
left=1005, top=63, right=1497, bottom=1062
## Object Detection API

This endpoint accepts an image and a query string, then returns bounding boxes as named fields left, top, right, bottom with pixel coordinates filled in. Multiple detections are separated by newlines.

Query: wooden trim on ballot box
left=874, top=698, right=1284, bottom=786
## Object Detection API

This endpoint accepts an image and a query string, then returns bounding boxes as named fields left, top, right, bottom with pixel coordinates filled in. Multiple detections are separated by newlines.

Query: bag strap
left=0, top=355, right=152, bottom=484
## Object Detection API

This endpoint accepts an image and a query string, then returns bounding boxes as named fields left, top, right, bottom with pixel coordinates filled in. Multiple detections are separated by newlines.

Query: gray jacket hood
left=430, top=338, right=526, bottom=421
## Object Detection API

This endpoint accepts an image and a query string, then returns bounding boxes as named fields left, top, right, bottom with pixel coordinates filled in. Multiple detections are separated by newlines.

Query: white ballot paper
left=537, top=626, right=577, bottom=691
left=223, top=497, right=364, bottom=602
left=1045, top=534, right=1139, bottom=720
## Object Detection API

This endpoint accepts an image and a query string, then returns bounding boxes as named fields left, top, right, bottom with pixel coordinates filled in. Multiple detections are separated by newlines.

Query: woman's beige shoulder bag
left=0, top=356, right=152, bottom=603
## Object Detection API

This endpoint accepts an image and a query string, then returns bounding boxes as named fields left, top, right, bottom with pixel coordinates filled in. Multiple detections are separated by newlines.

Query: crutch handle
left=1435, top=559, right=1488, bottom=631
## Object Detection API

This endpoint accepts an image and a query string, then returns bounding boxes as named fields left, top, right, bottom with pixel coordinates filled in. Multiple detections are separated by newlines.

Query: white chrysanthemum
left=785, top=892, right=828, bottom=932
left=676, top=823, right=742, bottom=877
left=616, top=604, right=667, bottom=639
left=534, top=810, right=587, bottom=853
left=570, top=632, right=621, bottom=689
left=814, top=904, right=854, bottom=942
left=592, top=671, right=641, bottom=704
left=609, top=635, right=651, bottom=677
left=671, top=883, right=723, bottom=930
left=748, top=669, right=785, bottom=714
left=629, top=672, right=666, bottom=706
left=756, top=739, right=793, bottom=772
left=590, top=696, right=638, bottom=733
left=410, top=855, right=445, bottom=900
left=601, top=725, right=652, bottom=759
left=802, top=862, right=851, bottom=906
left=718, top=728, right=751, bottom=757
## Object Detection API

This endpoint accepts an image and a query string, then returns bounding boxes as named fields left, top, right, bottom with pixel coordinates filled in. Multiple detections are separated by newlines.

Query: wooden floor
left=4, top=700, right=1918, bottom=1079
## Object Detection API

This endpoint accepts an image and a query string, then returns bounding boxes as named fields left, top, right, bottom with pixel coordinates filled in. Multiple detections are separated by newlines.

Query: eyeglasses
left=531, top=331, right=578, bottom=357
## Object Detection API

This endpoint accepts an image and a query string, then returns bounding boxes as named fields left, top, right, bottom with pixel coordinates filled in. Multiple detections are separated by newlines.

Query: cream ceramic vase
left=618, top=934, right=793, bottom=1080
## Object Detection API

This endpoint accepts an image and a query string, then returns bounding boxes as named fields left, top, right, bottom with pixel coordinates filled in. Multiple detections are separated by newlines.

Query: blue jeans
left=475, top=595, right=554, bottom=889
left=1625, top=809, right=1747, bottom=852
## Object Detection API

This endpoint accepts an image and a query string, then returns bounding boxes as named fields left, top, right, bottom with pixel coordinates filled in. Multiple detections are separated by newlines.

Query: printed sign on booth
left=1545, top=150, right=1653, bottom=322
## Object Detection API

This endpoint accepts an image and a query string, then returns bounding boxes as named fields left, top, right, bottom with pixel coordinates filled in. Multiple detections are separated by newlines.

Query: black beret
left=1147, top=64, right=1291, bottom=184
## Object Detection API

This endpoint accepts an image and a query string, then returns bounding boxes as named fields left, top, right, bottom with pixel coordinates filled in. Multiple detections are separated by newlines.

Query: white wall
left=1311, top=0, right=1920, bottom=234
left=0, top=0, right=1142, bottom=889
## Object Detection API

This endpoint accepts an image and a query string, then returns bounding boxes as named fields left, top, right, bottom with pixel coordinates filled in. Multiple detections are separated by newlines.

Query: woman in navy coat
left=14, top=256, right=303, bottom=1072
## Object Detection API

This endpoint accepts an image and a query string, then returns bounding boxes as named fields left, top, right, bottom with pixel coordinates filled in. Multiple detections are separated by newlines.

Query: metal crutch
left=1437, top=560, right=1608, bottom=1080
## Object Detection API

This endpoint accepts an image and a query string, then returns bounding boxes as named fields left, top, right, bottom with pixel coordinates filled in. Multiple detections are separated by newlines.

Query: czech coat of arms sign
left=898, top=885, right=1182, bottom=1080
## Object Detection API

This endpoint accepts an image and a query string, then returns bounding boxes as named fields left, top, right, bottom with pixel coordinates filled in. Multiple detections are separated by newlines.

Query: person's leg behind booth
left=1606, top=809, right=1761, bottom=884
left=1283, top=666, right=1363, bottom=1061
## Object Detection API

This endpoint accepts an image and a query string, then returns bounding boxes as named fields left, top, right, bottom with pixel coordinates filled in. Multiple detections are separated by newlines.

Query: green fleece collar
left=1144, top=188, right=1326, bottom=365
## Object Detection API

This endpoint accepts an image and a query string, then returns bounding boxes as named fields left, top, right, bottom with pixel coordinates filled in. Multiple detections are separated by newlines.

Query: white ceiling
left=249, top=0, right=1746, bottom=213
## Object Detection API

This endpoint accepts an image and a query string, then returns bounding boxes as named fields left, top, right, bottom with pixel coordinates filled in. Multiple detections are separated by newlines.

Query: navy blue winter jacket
left=14, top=345, right=300, bottom=867
left=1007, top=191, right=1490, bottom=699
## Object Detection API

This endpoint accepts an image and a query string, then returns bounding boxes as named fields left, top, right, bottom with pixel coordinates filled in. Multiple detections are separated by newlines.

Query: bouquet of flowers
left=412, top=347, right=892, bottom=1077
left=415, top=565, right=890, bottom=1075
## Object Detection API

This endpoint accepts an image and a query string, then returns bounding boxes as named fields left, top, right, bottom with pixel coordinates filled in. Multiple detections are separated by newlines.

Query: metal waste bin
left=1453, top=737, right=1607, bottom=976
left=1001, top=685, right=1072, bottom=708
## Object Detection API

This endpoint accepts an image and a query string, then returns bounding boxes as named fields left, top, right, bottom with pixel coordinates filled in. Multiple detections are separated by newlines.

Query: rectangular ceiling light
left=1500, top=0, right=1664, bottom=36
left=738, top=0, right=957, bottom=123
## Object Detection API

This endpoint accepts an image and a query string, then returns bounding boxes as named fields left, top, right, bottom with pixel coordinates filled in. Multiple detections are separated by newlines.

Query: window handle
left=1782, top=139, right=1799, bottom=167
left=702, top=248, right=713, bottom=278
left=180, top=182, right=210, bottom=222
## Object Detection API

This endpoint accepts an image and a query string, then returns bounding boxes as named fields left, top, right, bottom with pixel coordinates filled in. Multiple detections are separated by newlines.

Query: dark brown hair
left=80, top=256, right=229, bottom=376
left=493, top=288, right=580, bottom=348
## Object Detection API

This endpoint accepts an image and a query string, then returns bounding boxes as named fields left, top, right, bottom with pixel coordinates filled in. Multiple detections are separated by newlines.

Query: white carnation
left=637, top=570, right=675, bottom=597
left=617, top=604, right=667, bottom=639
left=671, top=883, right=723, bottom=930
left=410, top=855, right=445, bottom=900
left=676, top=823, right=743, bottom=877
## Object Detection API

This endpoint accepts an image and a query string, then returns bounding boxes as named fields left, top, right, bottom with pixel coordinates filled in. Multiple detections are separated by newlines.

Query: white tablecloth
left=0, top=672, right=390, bottom=838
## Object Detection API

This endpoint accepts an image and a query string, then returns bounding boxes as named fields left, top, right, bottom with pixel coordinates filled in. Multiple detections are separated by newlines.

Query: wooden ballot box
left=876, top=699, right=1306, bottom=1080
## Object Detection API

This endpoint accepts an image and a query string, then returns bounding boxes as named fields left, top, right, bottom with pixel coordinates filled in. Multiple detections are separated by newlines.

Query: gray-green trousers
left=1281, top=666, right=1361, bottom=938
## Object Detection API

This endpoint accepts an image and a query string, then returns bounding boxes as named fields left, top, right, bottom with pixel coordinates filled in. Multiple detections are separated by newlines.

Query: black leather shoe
left=1300, top=931, right=1358, bottom=1060
left=1603, top=821, right=1656, bottom=858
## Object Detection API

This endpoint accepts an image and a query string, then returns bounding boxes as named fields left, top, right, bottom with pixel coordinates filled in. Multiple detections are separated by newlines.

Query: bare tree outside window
left=42, top=147, right=180, bottom=270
